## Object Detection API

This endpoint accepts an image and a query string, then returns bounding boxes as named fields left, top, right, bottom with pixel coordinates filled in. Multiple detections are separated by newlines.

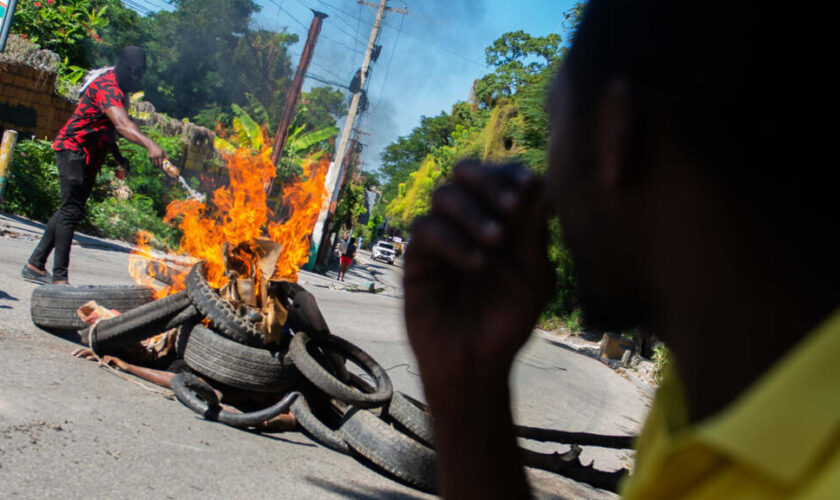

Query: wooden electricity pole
left=308, top=0, right=406, bottom=268
left=269, top=10, right=328, bottom=168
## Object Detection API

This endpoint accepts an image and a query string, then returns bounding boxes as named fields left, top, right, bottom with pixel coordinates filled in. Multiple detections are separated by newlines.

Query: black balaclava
left=114, top=46, right=146, bottom=93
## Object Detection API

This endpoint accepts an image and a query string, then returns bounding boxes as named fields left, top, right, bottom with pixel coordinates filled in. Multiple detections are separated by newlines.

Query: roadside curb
left=533, top=329, right=656, bottom=398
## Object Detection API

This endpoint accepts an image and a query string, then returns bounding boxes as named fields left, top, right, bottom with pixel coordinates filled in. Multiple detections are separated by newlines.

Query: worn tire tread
left=289, top=332, right=392, bottom=408
left=387, top=392, right=434, bottom=447
left=183, top=324, right=298, bottom=393
left=31, top=285, right=154, bottom=330
left=290, top=396, right=350, bottom=454
left=185, top=262, right=263, bottom=346
left=82, top=291, right=193, bottom=351
left=340, top=408, right=437, bottom=493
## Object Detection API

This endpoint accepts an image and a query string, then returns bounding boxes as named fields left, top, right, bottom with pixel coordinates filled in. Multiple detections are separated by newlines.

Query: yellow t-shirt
left=621, top=309, right=840, bottom=499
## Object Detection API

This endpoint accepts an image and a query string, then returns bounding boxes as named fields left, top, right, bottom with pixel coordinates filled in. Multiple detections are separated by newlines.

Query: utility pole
left=307, top=0, right=406, bottom=269
left=314, top=128, right=362, bottom=265
left=269, top=10, right=328, bottom=168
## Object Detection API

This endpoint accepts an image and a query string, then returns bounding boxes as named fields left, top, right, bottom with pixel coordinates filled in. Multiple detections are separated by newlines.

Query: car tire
left=171, top=371, right=300, bottom=428
left=31, top=284, right=155, bottom=331
left=183, top=323, right=299, bottom=393
left=289, top=332, right=392, bottom=408
left=386, top=392, right=434, bottom=447
left=81, top=291, right=198, bottom=352
left=185, top=262, right=264, bottom=346
left=340, top=407, right=437, bottom=493
left=290, top=392, right=350, bottom=454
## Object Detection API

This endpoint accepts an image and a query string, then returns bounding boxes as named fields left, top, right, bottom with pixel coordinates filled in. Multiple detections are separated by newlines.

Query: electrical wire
left=382, top=21, right=486, bottom=68
left=122, top=0, right=152, bottom=15
left=354, top=2, right=363, bottom=55
left=269, top=0, right=364, bottom=54
left=267, top=0, right=310, bottom=30
left=316, top=0, right=486, bottom=68
left=370, top=13, right=403, bottom=121
left=306, top=72, right=350, bottom=89
left=297, top=0, right=366, bottom=45
left=289, top=49, right=350, bottom=83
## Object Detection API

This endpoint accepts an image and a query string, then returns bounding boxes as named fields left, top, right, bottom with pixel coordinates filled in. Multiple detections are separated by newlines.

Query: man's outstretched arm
left=104, top=106, right=165, bottom=168
left=404, top=160, right=554, bottom=499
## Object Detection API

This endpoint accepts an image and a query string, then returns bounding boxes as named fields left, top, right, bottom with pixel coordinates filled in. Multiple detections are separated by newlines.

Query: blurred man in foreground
left=404, top=1, right=837, bottom=498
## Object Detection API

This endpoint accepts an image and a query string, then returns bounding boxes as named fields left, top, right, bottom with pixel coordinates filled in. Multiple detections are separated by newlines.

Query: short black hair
left=562, top=1, right=836, bottom=284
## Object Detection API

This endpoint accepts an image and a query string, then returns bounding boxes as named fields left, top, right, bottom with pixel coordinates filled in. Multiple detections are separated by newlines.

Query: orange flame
left=128, top=143, right=328, bottom=293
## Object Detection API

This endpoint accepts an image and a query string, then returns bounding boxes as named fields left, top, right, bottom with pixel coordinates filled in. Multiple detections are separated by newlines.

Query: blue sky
left=125, top=0, right=579, bottom=170
left=252, top=0, right=579, bottom=169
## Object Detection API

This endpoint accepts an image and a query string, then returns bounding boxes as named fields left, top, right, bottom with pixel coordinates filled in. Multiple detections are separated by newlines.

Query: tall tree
left=139, top=0, right=298, bottom=125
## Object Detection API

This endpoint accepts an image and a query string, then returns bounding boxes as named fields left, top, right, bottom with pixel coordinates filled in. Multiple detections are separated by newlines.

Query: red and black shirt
left=53, top=69, right=127, bottom=167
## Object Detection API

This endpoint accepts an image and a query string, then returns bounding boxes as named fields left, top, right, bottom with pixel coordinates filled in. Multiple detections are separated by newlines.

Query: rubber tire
left=285, top=287, right=330, bottom=337
left=79, top=291, right=195, bottom=351
left=290, top=395, right=350, bottom=454
left=183, top=323, right=299, bottom=393
left=171, top=371, right=301, bottom=428
left=31, top=284, right=155, bottom=331
left=340, top=408, right=438, bottom=494
left=289, top=332, right=392, bottom=408
left=386, top=392, right=434, bottom=447
left=289, top=373, right=375, bottom=454
left=185, top=262, right=263, bottom=346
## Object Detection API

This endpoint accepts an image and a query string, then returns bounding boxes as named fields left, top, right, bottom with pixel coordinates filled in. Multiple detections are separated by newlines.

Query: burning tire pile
left=30, top=258, right=633, bottom=494
left=30, top=260, right=447, bottom=493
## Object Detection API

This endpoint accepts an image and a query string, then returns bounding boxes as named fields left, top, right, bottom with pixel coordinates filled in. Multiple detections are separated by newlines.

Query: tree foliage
left=376, top=3, right=586, bottom=318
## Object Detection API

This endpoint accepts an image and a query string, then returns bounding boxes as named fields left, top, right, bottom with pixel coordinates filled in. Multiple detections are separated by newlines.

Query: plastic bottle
left=163, top=159, right=180, bottom=178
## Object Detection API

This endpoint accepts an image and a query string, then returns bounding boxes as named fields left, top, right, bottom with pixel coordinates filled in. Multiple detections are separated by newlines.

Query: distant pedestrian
left=21, top=47, right=173, bottom=285
left=338, top=237, right=357, bottom=282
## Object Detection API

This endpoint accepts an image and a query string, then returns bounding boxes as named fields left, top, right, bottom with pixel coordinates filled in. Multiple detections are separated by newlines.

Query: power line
left=315, top=0, right=365, bottom=25
left=289, top=50, right=350, bottom=82
left=371, top=12, right=403, bottom=121
left=320, top=35, right=364, bottom=55
left=270, top=0, right=364, bottom=55
left=381, top=22, right=486, bottom=67
left=315, top=0, right=486, bottom=68
left=267, top=0, right=310, bottom=30
left=128, top=0, right=170, bottom=13
left=306, top=73, right=350, bottom=89
left=313, top=0, right=367, bottom=35
left=354, top=3, right=363, bottom=55
left=122, top=0, right=152, bottom=15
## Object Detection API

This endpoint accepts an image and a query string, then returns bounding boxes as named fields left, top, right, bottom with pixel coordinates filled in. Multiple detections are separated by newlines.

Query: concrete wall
left=0, top=61, right=77, bottom=140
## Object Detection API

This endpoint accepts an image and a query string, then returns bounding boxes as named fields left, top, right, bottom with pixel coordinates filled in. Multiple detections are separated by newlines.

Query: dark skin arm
left=104, top=106, right=172, bottom=174
left=404, top=160, right=554, bottom=499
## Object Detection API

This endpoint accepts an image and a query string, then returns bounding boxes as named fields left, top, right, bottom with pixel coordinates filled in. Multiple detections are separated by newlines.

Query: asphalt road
left=0, top=214, right=651, bottom=499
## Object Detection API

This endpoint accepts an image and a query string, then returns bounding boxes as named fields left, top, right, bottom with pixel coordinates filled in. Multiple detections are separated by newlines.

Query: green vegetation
left=5, top=0, right=346, bottom=248
left=652, top=344, right=669, bottom=384
left=11, top=0, right=347, bottom=133
left=3, top=129, right=185, bottom=248
left=375, top=9, right=585, bottom=322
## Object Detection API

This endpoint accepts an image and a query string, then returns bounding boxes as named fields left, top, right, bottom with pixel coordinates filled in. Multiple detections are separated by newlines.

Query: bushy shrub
left=2, top=131, right=185, bottom=249
left=2, top=139, right=61, bottom=221
left=11, top=0, right=109, bottom=68
left=117, top=128, right=185, bottom=214
left=86, top=195, right=179, bottom=248
left=652, top=343, right=669, bottom=383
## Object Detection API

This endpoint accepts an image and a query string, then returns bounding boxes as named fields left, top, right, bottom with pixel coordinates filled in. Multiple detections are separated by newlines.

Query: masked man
left=21, top=46, right=172, bottom=285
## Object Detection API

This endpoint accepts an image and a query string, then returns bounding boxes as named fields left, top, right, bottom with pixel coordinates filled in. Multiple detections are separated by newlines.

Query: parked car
left=372, top=241, right=396, bottom=264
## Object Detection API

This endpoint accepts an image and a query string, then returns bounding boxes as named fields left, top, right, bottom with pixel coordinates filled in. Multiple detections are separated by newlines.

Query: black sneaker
left=21, top=265, right=52, bottom=285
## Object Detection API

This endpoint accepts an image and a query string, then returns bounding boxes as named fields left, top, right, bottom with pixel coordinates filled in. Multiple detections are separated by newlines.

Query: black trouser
left=28, top=150, right=96, bottom=280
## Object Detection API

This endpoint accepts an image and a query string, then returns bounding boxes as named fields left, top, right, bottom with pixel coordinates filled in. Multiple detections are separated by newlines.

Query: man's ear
left=593, top=78, right=634, bottom=193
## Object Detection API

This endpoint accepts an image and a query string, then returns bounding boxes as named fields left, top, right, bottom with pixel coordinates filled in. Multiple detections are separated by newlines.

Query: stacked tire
left=29, top=262, right=439, bottom=494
